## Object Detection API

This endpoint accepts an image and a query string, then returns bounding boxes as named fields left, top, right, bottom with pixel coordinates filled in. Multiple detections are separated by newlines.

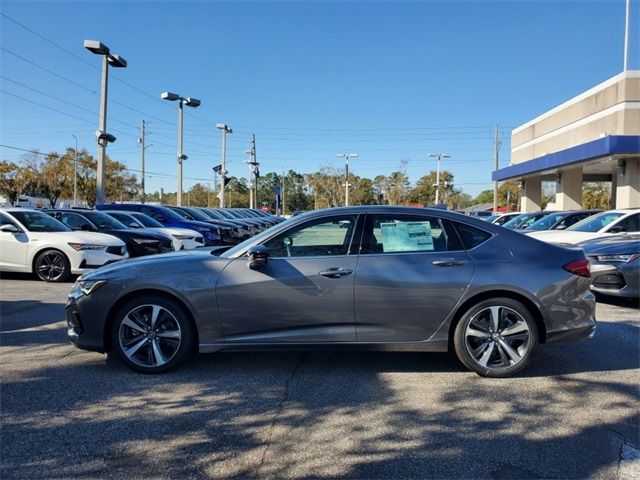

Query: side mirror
left=247, top=245, right=269, bottom=270
left=156, top=216, right=167, bottom=222
left=608, top=226, right=626, bottom=234
left=80, top=224, right=95, bottom=231
left=555, top=224, right=567, bottom=230
left=129, top=222, right=141, bottom=228
left=0, top=224, right=19, bottom=233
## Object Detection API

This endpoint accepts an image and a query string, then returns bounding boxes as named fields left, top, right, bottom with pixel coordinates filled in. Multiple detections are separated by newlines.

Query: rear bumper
left=546, top=323, right=596, bottom=343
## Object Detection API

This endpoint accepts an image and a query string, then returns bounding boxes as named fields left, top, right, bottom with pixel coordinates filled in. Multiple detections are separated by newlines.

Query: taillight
left=564, top=259, right=590, bottom=278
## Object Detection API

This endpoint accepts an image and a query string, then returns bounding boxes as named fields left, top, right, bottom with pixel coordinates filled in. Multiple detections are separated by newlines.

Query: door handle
left=431, top=258, right=467, bottom=267
left=319, top=268, right=353, bottom=278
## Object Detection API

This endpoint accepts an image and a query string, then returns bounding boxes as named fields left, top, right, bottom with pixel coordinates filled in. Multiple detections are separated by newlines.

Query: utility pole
left=337, top=153, right=358, bottom=206
left=139, top=120, right=146, bottom=203
left=282, top=169, right=286, bottom=216
left=71, top=135, right=78, bottom=206
left=252, top=135, right=258, bottom=209
left=246, top=150, right=254, bottom=209
left=216, top=124, right=232, bottom=208
left=429, top=152, right=450, bottom=205
left=493, top=124, right=500, bottom=213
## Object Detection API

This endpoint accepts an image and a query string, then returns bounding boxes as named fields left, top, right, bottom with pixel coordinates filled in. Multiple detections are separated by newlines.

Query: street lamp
left=429, top=153, right=450, bottom=205
left=161, top=92, right=201, bottom=206
left=83, top=40, right=126, bottom=205
left=216, top=123, right=233, bottom=208
left=337, top=153, right=358, bottom=206
left=71, top=135, right=78, bottom=206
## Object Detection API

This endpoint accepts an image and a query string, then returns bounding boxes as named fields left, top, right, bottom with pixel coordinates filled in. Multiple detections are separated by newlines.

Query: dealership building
left=492, top=70, right=640, bottom=211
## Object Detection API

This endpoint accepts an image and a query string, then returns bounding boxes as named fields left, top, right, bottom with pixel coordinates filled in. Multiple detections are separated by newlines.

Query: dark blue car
left=96, top=204, right=221, bottom=246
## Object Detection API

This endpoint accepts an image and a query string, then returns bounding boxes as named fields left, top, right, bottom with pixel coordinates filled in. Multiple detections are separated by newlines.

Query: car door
left=354, top=213, right=474, bottom=342
left=215, top=214, right=362, bottom=343
left=0, top=213, right=29, bottom=270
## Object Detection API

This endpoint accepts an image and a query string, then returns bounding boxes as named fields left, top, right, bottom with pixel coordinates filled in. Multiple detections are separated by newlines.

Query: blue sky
left=1, top=1, right=636, bottom=197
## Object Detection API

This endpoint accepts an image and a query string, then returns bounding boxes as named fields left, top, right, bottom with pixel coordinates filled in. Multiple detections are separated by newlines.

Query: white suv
left=0, top=208, right=128, bottom=282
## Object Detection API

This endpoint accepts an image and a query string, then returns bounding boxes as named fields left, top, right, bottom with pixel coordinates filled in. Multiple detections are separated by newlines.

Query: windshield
left=152, top=206, right=185, bottom=221
left=568, top=212, right=624, bottom=232
left=183, top=208, right=212, bottom=222
left=131, top=213, right=164, bottom=228
left=527, top=213, right=566, bottom=231
left=11, top=211, right=71, bottom=232
left=82, top=211, right=127, bottom=230
left=501, top=214, right=526, bottom=229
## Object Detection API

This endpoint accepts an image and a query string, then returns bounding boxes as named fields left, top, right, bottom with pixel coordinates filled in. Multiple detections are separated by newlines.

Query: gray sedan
left=66, top=206, right=596, bottom=377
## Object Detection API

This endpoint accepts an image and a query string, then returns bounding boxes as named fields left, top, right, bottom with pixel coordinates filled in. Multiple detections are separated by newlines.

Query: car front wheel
left=453, top=298, right=538, bottom=378
left=111, top=296, right=194, bottom=373
left=34, top=249, right=71, bottom=282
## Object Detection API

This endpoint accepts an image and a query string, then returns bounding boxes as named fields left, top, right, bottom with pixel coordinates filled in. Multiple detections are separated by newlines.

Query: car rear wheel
left=34, top=249, right=71, bottom=282
left=112, top=296, right=194, bottom=373
left=453, top=298, right=538, bottom=378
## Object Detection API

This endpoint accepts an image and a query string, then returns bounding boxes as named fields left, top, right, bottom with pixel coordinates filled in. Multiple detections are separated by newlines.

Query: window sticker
left=380, top=221, right=434, bottom=252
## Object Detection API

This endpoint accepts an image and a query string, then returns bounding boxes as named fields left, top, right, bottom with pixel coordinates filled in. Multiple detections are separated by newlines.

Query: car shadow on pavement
left=0, top=300, right=67, bottom=346
left=1, top=345, right=638, bottom=479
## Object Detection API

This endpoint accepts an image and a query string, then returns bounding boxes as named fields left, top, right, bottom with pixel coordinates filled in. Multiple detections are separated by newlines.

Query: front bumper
left=589, top=262, right=639, bottom=298
left=65, top=296, right=105, bottom=352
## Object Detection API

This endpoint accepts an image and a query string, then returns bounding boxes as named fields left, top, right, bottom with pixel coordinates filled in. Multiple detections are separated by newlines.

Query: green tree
left=582, top=182, right=611, bottom=209
left=0, top=161, right=27, bottom=205
left=408, top=170, right=454, bottom=206
left=350, top=177, right=376, bottom=205
left=187, top=183, right=212, bottom=207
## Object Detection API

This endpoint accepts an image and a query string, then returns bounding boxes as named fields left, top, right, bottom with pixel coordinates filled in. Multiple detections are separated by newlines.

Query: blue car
left=96, top=204, right=221, bottom=246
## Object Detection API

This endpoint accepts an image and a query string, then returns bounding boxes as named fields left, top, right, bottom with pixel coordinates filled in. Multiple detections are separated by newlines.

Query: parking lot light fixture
left=84, top=40, right=127, bottom=205
left=162, top=92, right=201, bottom=206
left=429, top=153, right=450, bottom=205
left=216, top=124, right=233, bottom=208
left=337, top=153, right=358, bottom=206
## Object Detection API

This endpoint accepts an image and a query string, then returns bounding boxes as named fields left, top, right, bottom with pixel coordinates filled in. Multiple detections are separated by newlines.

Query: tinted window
left=263, top=215, right=357, bottom=257
left=614, top=214, right=640, bottom=233
left=11, top=211, right=70, bottom=232
left=363, top=215, right=461, bottom=254
left=131, top=213, right=164, bottom=228
left=108, top=212, right=140, bottom=226
left=81, top=211, right=127, bottom=230
left=0, top=213, right=18, bottom=228
left=61, top=212, right=94, bottom=230
left=141, top=206, right=184, bottom=221
left=453, top=222, right=492, bottom=249
left=527, top=213, right=565, bottom=231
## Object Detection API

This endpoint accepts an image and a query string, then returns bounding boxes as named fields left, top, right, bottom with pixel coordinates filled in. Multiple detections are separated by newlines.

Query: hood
left=525, top=230, right=601, bottom=245
left=581, top=235, right=640, bottom=255
left=81, top=249, right=228, bottom=279
left=142, top=227, right=202, bottom=238
left=31, top=230, right=125, bottom=246
left=105, top=229, right=171, bottom=242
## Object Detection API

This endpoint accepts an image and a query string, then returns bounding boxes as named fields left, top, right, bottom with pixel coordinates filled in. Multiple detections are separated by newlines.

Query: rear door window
left=362, top=214, right=462, bottom=254
left=452, top=222, right=492, bottom=249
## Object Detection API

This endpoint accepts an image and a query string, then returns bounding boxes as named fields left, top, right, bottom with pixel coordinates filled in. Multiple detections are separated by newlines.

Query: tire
left=453, top=297, right=538, bottom=378
left=111, top=295, right=195, bottom=374
left=34, top=249, right=71, bottom=282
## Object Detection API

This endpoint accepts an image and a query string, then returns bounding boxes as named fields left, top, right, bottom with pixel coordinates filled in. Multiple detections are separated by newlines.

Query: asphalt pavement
left=1, top=274, right=638, bottom=479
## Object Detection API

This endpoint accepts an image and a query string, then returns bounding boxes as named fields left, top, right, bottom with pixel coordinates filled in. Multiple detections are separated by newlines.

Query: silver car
left=66, top=206, right=596, bottom=377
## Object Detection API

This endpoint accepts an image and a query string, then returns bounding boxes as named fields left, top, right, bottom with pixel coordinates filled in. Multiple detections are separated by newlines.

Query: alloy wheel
left=464, top=305, right=531, bottom=371
left=118, top=304, right=182, bottom=368
left=35, top=251, right=67, bottom=281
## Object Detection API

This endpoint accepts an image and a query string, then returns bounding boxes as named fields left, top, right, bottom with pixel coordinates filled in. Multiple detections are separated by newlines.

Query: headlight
left=68, top=243, right=105, bottom=251
left=172, top=234, right=192, bottom=240
left=73, top=279, right=107, bottom=296
left=132, top=238, right=159, bottom=244
left=596, top=253, right=640, bottom=263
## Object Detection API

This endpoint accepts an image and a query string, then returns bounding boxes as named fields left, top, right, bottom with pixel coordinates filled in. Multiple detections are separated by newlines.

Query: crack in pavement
left=255, top=353, right=306, bottom=478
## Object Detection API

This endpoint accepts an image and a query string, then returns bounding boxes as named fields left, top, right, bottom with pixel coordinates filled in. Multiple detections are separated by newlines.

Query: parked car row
left=0, top=205, right=282, bottom=282
left=488, top=208, right=640, bottom=299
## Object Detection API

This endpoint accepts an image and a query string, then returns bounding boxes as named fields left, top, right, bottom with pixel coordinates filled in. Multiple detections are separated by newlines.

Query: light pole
left=429, top=153, right=450, bottom=205
left=71, top=134, right=78, bottom=206
left=337, top=153, right=358, bottom=206
left=84, top=40, right=126, bottom=205
left=216, top=124, right=233, bottom=208
left=161, top=92, right=201, bottom=206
